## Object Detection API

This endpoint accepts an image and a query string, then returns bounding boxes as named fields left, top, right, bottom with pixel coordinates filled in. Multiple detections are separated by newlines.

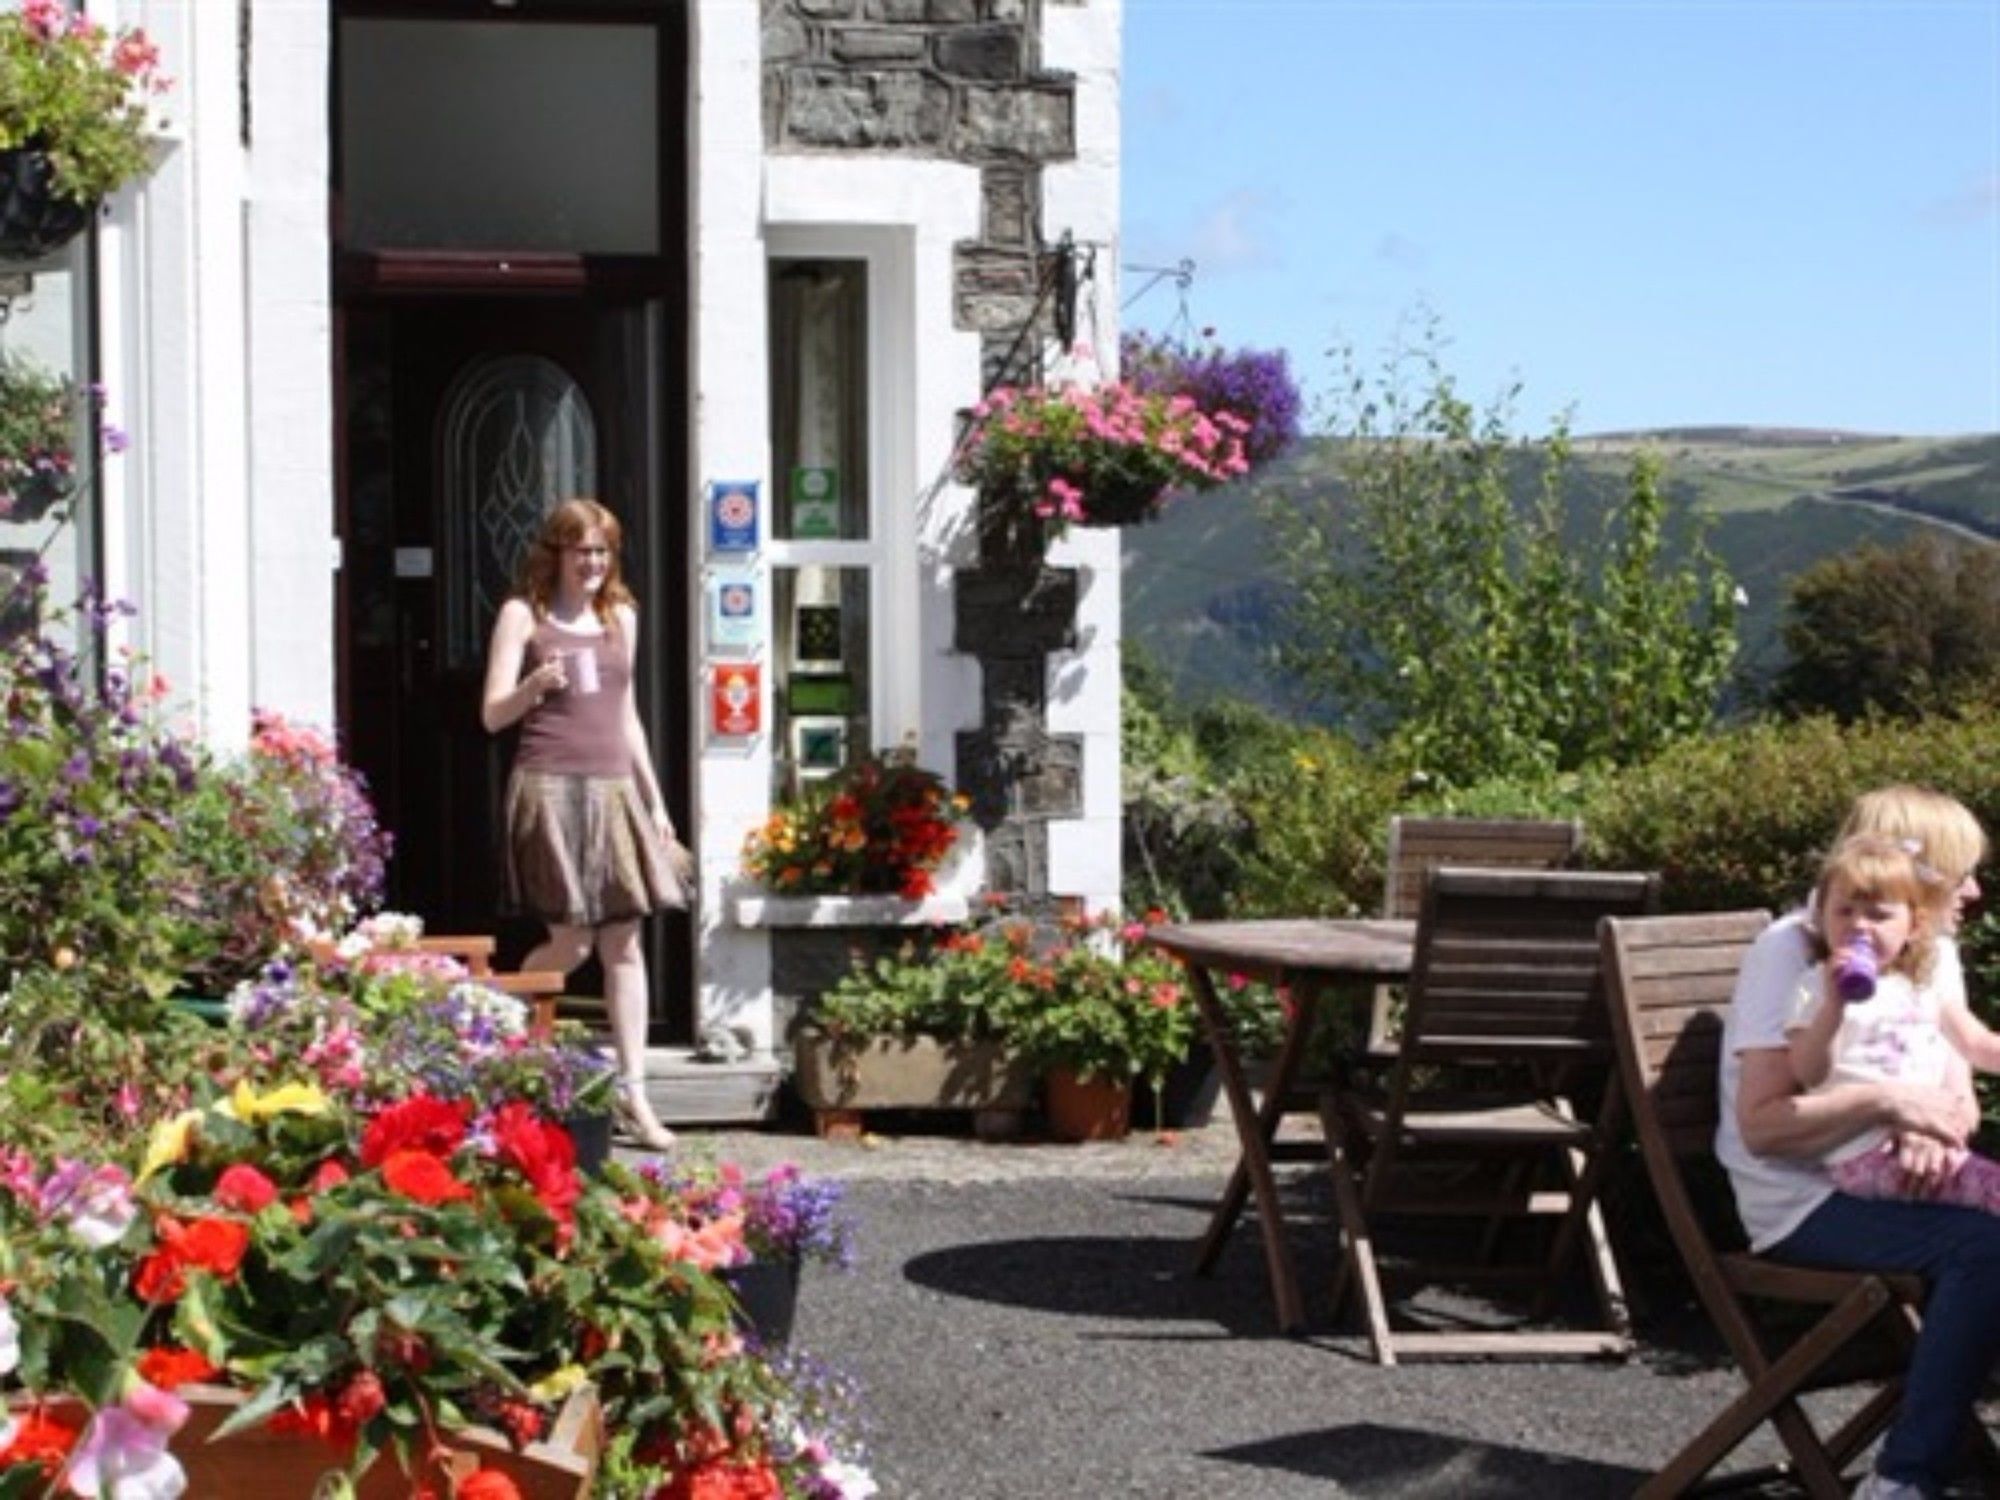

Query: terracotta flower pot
left=9, top=1382, right=603, bottom=1499
left=1044, top=1066, right=1132, bottom=1142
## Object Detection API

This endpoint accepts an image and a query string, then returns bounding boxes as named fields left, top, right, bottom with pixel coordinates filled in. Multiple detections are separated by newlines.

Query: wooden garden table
left=1146, top=918, right=1417, bottom=1334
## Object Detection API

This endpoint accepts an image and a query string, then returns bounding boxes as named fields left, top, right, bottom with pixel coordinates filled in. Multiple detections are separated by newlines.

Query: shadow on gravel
left=1203, top=1422, right=1648, bottom=1498
left=901, top=1233, right=1295, bottom=1338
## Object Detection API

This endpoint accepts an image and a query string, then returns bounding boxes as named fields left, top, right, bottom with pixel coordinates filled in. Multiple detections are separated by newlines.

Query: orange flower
left=361, top=1095, right=469, bottom=1168
left=656, top=1458, right=783, bottom=1500
left=213, top=1162, right=279, bottom=1213
left=267, top=1392, right=358, bottom=1451
left=380, top=1149, right=475, bottom=1205
left=135, top=1346, right=222, bottom=1390
left=0, top=1409, right=81, bottom=1475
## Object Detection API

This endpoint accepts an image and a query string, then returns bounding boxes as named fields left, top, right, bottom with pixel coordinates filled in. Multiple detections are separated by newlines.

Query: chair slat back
left=1383, top=815, right=1584, bottom=920
left=1398, top=867, right=1659, bottom=1057
left=1600, top=910, right=1770, bottom=1161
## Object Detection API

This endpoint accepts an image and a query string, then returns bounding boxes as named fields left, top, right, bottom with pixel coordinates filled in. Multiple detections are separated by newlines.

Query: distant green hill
left=1121, top=429, right=2000, bottom=719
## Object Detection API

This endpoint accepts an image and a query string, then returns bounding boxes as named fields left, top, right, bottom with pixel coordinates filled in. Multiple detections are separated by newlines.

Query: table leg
left=1185, top=963, right=1316, bottom=1334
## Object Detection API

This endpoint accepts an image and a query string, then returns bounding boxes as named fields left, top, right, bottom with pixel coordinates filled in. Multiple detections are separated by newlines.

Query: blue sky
left=1119, top=1, right=2000, bottom=436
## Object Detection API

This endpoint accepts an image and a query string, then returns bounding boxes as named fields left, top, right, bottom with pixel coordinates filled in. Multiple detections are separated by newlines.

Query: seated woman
left=1719, top=785, right=2000, bottom=1500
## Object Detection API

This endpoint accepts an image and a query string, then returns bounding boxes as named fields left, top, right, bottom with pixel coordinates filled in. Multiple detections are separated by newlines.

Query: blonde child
left=1788, top=832, right=2000, bottom=1208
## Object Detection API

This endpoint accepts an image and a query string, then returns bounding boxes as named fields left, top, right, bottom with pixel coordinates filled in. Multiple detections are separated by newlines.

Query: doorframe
left=328, top=1, right=696, bottom=1041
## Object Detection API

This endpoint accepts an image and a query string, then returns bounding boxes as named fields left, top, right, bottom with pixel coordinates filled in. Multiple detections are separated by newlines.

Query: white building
left=2, top=0, right=1124, bottom=1112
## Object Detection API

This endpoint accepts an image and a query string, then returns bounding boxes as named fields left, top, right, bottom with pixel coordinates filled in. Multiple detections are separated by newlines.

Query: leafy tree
left=1770, top=536, right=2000, bottom=721
left=1260, top=329, right=1739, bottom=788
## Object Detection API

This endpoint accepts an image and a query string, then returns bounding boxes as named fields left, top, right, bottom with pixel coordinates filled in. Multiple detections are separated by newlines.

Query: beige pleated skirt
left=503, top=769, right=691, bottom=927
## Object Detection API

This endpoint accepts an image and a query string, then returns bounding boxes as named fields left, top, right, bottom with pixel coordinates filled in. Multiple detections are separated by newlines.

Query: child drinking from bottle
left=1788, top=832, right=2000, bottom=1208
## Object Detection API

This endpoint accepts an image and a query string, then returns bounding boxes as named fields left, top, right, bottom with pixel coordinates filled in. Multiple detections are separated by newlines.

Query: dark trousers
left=1776, top=1190, right=2000, bottom=1488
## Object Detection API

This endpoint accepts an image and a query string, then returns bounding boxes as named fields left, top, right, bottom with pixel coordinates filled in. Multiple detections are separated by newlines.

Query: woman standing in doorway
left=482, top=498, right=686, bottom=1151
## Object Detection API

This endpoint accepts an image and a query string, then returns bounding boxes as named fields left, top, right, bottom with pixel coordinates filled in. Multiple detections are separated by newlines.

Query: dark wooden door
left=339, top=295, right=690, bottom=1031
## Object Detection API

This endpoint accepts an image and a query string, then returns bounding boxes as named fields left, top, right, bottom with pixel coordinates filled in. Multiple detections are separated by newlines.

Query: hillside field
left=1121, top=430, right=1999, bottom=718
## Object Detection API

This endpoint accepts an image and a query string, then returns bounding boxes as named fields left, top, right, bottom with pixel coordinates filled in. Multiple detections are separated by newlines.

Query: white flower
left=1733, top=586, right=1748, bottom=607
left=817, top=1459, right=879, bottom=1499
left=0, top=1294, right=21, bottom=1376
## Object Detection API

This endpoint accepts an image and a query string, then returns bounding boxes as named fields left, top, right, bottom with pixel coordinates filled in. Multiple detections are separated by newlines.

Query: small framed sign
left=791, top=715, right=849, bottom=779
left=789, top=466, right=841, bottom=539
left=787, top=674, right=853, bottom=716
left=709, top=662, right=762, bottom=738
left=793, top=602, right=844, bottom=671
left=706, top=569, right=759, bottom=653
left=706, top=480, right=760, bottom=554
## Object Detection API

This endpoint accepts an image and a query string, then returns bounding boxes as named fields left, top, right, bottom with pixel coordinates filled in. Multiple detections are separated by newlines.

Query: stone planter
left=792, top=1025, right=1037, bottom=1137
left=731, top=888, right=973, bottom=1051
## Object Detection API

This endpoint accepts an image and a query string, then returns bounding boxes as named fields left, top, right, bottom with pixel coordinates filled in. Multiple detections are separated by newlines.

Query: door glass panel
left=769, top=261, right=868, bottom=540
left=773, top=565, right=871, bottom=797
left=440, top=354, right=597, bottom=669
left=340, top=20, right=658, bottom=253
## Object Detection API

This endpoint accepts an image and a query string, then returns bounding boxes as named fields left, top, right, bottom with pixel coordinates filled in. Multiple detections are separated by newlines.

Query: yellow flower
left=139, top=1109, right=203, bottom=1181
left=222, top=1079, right=331, bottom=1123
left=1292, top=752, right=1320, bottom=774
left=530, top=1365, right=589, bottom=1402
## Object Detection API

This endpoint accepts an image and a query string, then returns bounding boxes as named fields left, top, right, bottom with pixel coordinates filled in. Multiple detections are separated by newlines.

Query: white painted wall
left=688, top=0, right=774, bottom=1043
left=1041, top=0, right=1125, bottom=919
left=96, top=0, right=334, bottom=747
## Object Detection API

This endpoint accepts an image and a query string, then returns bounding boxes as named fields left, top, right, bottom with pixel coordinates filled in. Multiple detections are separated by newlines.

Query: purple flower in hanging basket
left=1121, top=330, right=1303, bottom=469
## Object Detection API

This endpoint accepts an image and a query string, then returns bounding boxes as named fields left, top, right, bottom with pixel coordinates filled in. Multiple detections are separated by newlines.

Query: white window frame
left=762, top=225, right=920, bottom=753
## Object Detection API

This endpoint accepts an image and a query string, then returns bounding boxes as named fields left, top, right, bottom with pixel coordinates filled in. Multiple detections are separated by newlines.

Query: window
left=0, top=238, right=98, bottom=649
left=766, top=257, right=877, bottom=795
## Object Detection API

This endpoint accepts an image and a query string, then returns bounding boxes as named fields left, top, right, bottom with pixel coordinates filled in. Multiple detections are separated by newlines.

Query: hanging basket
left=0, top=146, right=97, bottom=262
left=1, top=468, right=78, bottom=525
left=1074, top=473, right=1167, bottom=527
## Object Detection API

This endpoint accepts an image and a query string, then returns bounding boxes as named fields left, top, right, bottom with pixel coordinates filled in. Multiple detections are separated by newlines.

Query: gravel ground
left=649, top=1117, right=1821, bottom=1499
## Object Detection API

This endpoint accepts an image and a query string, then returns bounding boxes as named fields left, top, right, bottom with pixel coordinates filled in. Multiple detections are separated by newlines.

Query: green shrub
left=1580, top=709, right=2000, bottom=916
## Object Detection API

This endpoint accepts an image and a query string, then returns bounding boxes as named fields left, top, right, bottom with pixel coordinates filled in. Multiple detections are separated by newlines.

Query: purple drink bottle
left=1832, top=932, right=1878, bottom=1002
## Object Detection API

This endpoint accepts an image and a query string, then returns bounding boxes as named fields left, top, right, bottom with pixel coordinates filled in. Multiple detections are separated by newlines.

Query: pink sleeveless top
left=514, top=617, right=631, bottom=778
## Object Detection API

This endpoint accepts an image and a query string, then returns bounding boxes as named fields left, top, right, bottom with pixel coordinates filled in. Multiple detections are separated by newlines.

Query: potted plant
left=957, top=376, right=1252, bottom=538
left=0, top=1052, right=876, bottom=1497
left=0, top=0, right=171, bottom=260
left=740, top=746, right=968, bottom=904
left=794, top=922, right=1042, bottom=1134
left=1120, top=329, right=1303, bottom=471
left=0, top=354, right=111, bottom=526
left=639, top=1160, right=854, bottom=1347
left=1005, top=913, right=1198, bottom=1141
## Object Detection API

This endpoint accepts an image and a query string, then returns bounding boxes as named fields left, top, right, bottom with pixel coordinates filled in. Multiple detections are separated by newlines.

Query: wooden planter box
left=792, top=1026, right=1037, bottom=1138
left=19, top=1383, right=602, bottom=1500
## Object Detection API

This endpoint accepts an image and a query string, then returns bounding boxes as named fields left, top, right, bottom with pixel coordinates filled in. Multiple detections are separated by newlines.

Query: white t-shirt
left=1717, top=909, right=1969, bottom=1251
left=1789, top=963, right=1961, bottom=1165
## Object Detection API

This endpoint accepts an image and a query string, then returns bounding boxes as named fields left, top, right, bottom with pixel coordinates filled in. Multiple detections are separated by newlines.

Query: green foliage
left=0, top=3, right=170, bottom=203
left=812, top=925, right=1021, bottom=1046
left=1254, top=329, right=1739, bottom=787
left=1578, top=707, right=2000, bottom=918
left=815, top=912, right=1199, bottom=1088
left=1772, top=537, right=2000, bottom=722
left=0, top=594, right=389, bottom=1014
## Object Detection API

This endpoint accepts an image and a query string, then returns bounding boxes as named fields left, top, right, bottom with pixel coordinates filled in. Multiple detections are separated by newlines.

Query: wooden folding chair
left=1363, top=815, right=1584, bottom=1059
left=1325, top=866, right=1658, bottom=1364
left=1601, top=910, right=2000, bottom=1497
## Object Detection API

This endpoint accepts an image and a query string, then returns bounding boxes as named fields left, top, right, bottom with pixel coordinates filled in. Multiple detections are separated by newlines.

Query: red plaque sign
left=710, top=662, right=761, bottom=737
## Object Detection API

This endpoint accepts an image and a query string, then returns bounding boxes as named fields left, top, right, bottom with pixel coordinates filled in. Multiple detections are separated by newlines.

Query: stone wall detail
left=762, top=0, right=1087, bottom=897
